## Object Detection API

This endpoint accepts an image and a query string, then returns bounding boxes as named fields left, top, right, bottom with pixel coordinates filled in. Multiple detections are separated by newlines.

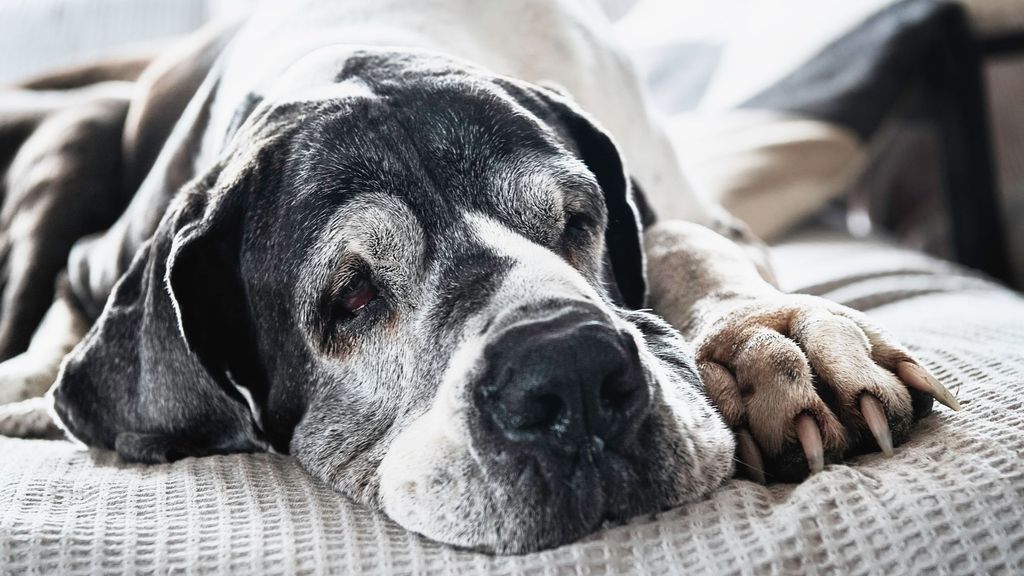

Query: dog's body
left=213, top=0, right=713, bottom=219
left=0, top=0, right=954, bottom=553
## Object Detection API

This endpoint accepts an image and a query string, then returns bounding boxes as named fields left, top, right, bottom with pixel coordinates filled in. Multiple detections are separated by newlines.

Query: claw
left=735, top=429, right=766, bottom=484
left=897, top=361, right=961, bottom=411
left=859, top=394, right=893, bottom=456
left=795, top=414, right=824, bottom=474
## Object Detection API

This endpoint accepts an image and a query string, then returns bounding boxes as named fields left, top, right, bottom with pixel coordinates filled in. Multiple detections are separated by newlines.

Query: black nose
left=476, top=309, right=650, bottom=454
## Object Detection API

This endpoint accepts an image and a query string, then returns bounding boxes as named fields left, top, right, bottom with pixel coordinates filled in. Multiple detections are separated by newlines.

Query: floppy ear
left=507, top=82, right=648, bottom=309
left=51, top=149, right=270, bottom=463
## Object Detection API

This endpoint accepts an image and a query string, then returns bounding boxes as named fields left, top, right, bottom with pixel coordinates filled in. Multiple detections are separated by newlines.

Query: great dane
left=0, top=0, right=957, bottom=553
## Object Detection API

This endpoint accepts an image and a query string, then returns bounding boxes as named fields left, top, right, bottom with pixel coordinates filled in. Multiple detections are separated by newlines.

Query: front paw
left=696, top=294, right=960, bottom=482
left=0, top=352, right=60, bottom=405
left=0, top=397, right=61, bottom=438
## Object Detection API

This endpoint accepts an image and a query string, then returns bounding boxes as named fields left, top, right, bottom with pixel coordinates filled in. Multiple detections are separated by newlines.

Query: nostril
left=600, top=368, right=640, bottom=412
left=507, top=392, right=563, bottom=432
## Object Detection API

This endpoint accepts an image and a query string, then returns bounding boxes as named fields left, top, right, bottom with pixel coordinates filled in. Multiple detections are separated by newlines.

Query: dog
left=0, top=0, right=958, bottom=554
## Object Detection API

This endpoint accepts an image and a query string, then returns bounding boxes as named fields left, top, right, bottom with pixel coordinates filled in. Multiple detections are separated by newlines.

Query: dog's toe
left=896, top=361, right=960, bottom=412
left=795, top=414, right=825, bottom=473
left=859, top=394, right=893, bottom=456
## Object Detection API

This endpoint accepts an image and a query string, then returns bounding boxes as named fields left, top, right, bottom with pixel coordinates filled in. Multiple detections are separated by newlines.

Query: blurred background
left=1, top=0, right=1022, bottom=287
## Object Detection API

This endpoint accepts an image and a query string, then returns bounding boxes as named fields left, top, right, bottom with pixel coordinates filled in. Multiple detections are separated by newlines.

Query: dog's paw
left=0, top=352, right=60, bottom=405
left=0, top=396, right=62, bottom=438
left=695, top=294, right=959, bottom=482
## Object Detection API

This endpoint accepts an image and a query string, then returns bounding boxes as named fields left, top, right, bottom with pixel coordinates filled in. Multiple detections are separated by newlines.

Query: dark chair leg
left=930, top=3, right=1013, bottom=284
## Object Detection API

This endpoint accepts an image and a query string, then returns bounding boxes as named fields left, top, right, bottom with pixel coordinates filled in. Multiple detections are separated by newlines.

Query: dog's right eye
left=315, top=267, right=387, bottom=356
left=333, top=275, right=379, bottom=322
left=339, top=277, right=378, bottom=316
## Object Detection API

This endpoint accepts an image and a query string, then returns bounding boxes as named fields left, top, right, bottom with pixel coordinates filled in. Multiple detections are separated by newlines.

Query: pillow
left=668, top=110, right=864, bottom=240
left=614, top=0, right=981, bottom=242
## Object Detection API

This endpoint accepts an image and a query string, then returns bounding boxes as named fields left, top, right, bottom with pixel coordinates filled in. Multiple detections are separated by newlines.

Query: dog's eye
left=317, top=269, right=385, bottom=354
left=336, top=276, right=378, bottom=320
left=564, top=212, right=593, bottom=236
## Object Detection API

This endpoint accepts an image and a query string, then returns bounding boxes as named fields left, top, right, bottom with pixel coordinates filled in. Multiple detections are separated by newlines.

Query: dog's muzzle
left=475, top=304, right=651, bottom=466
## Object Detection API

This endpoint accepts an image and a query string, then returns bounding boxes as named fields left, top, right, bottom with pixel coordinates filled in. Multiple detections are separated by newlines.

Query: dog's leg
left=0, top=281, right=88, bottom=406
left=16, top=50, right=158, bottom=90
left=0, top=86, right=133, bottom=361
left=62, top=21, right=238, bottom=319
left=644, top=221, right=956, bottom=482
left=0, top=397, right=62, bottom=438
left=0, top=281, right=86, bottom=438
left=0, top=23, right=236, bottom=439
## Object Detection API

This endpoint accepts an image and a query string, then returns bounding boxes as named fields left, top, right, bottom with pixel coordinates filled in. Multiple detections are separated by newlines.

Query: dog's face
left=52, top=52, right=733, bottom=553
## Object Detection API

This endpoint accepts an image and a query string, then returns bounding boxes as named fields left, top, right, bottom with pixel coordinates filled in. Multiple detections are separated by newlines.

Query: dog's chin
left=379, top=435, right=609, bottom=554
left=376, top=385, right=735, bottom=554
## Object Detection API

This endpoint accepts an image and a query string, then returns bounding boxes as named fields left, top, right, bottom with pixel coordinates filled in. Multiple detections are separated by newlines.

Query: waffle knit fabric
left=1, top=227, right=1022, bottom=575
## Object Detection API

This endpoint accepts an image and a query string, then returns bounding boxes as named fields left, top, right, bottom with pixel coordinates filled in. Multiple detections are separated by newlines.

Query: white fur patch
left=286, top=77, right=377, bottom=105
left=466, top=212, right=605, bottom=305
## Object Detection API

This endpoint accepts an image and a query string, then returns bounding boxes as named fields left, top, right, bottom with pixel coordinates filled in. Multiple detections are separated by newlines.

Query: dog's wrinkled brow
left=489, top=154, right=602, bottom=244
left=301, top=193, right=425, bottom=303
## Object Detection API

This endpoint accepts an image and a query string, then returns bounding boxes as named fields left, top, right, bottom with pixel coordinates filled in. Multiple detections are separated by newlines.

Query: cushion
left=2, top=226, right=1022, bottom=574
left=616, top=0, right=986, bottom=242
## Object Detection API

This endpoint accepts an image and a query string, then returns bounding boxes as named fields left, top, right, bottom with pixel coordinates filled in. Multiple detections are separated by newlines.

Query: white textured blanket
left=1, top=226, right=1022, bottom=575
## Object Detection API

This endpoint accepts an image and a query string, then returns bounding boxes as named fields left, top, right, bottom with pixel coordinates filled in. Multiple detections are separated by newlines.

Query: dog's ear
left=51, top=109, right=291, bottom=463
left=507, top=81, right=647, bottom=309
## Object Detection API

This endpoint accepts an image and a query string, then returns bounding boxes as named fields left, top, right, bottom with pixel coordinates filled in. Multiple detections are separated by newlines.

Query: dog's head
left=51, top=50, right=733, bottom=553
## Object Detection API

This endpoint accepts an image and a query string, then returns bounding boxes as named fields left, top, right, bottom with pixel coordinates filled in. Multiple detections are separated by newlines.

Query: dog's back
left=211, top=0, right=709, bottom=223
